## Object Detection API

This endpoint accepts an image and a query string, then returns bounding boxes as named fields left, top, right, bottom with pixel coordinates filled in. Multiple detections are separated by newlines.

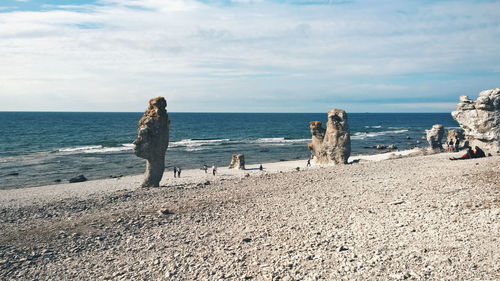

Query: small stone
left=242, top=238, right=252, bottom=243
left=158, top=208, right=173, bottom=216
left=69, top=175, right=87, bottom=183
left=338, top=246, right=349, bottom=252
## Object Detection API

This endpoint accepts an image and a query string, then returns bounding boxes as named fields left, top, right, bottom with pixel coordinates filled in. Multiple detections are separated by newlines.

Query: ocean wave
left=364, top=125, right=382, bottom=129
left=351, top=129, right=409, bottom=140
left=58, top=144, right=133, bottom=154
left=253, top=138, right=310, bottom=144
left=170, top=139, right=231, bottom=148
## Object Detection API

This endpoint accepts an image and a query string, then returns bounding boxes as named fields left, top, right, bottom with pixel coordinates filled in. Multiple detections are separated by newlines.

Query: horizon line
left=0, top=110, right=454, bottom=114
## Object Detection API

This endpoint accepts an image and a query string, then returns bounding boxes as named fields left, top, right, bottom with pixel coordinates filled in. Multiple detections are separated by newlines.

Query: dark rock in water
left=279, top=159, right=286, bottom=161
left=54, top=179, right=61, bottom=183
left=6, top=172, right=19, bottom=176
left=406, top=136, right=411, bottom=139
left=387, top=144, right=398, bottom=150
left=110, top=175, right=123, bottom=179
left=376, top=144, right=387, bottom=149
left=69, top=175, right=87, bottom=183
left=126, top=166, right=134, bottom=169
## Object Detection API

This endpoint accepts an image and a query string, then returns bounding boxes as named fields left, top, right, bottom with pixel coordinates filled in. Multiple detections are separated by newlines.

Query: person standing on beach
left=212, top=165, right=217, bottom=176
left=173, top=167, right=177, bottom=178
left=259, top=164, right=263, bottom=171
left=177, top=168, right=182, bottom=178
left=306, top=158, right=311, bottom=167
left=203, top=165, right=208, bottom=174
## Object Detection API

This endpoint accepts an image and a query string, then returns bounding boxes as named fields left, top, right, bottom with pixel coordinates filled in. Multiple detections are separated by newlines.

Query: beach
left=1, top=152, right=498, bottom=280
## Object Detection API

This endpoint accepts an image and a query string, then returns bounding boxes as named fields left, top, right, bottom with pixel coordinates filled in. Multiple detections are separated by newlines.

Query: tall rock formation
left=426, top=124, right=444, bottom=151
left=451, top=88, right=500, bottom=155
left=133, top=97, right=170, bottom=187
left=228, top=154, right=245, bottom=170
left=308, top=109, right=351, bottom=164
left=446, top=129, right=464, bottom=146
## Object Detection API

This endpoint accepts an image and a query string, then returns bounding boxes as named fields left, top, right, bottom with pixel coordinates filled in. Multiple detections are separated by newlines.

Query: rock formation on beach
left=446, top=129, right=464, bottom=146
left=426, top=124, right=444, bottom=151
left=308, top=109, right=351, bottom=164
left=452, top=88, right=500, bottom=155
left=133, top=97, right=170, bottom=187
left=229, top=154, right=245, bottom=170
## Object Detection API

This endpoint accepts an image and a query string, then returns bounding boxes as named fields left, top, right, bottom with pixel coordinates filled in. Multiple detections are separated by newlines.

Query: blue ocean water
left=0, top=112, right=459, bottom=189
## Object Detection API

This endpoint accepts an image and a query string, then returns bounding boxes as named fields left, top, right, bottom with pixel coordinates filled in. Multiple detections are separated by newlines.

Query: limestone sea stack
left=228, top=154, right=245, bottom=170
left=308, top=109, right=351, bottom=164
left=426, top=124, right=444, bottom=151
left=451, top=88, right=500, bottom=155
left=447, top=129, right=464, bottom=146
left=133, top=97, right=170, bottom=187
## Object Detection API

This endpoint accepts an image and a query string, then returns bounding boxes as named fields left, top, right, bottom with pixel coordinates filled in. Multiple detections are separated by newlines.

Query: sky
left=0, top=0, right=499, bottom=112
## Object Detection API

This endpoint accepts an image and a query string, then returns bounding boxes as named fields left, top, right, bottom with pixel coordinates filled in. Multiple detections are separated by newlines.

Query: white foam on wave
left=58, top=144, right=134, bottom=154
left=364, top=125, right=382, bottom=129
left=170, top=139, right=230, bottom=148
left=351, top=129, right=409, bottom=140
left=253, top=138, right=310, bottom=144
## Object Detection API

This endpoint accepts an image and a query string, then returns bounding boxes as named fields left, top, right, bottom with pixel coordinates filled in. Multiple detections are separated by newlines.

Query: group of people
left=202, top=164, right=217, bottom=176
left=449, top=146, right=486, bottom=160
left=173, top=166, right=182, bottom=178
left=446, top=140, right=461, bottom=152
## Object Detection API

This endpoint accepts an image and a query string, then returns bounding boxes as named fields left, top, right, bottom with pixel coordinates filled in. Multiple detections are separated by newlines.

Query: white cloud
left=0, top=0, right=499, bottom=112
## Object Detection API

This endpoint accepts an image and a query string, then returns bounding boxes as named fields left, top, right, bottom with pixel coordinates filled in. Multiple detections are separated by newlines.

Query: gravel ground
left=0, top=153, right=499, bottom=280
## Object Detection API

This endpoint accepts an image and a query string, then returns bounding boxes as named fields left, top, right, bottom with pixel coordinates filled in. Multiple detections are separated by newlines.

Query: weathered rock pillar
left=426, top=124, right=444, bottom=151
left=451, top=88, right=500, bottom=155
left=133, top=97, right=170, bottom=187
left=308, top=109, right=351, bottom=164
left=229, top=154, right=245, bottom=170
left=446, top=129, right=464, bottom=146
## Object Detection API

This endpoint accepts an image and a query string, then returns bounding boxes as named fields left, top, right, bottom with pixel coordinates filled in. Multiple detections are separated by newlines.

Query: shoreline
left=0, top=148, right=425, bottom=207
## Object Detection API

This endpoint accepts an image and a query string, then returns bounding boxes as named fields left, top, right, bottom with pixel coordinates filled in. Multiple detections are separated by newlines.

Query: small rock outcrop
left=308, top=109, right=351, bottom=164
left=69, top=175, right=87, bottom=183
left=426, top=124, right=444, bottom=151
left=446, top=129, right=464, bottom=146
left=451, top=88, right=500, bottom=155
left=229, top=154, right=245, bottom=170
left=133, top=97, right=170, bottom=187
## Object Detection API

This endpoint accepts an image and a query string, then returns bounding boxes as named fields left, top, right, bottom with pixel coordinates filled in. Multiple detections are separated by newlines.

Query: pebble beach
left=1, top=151, right=498, bottom=280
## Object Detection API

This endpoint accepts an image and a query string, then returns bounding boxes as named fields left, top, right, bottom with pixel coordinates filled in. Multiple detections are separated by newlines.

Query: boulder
left=133, top=97, right=170, bottom=187
left=451, top=88, right=500, bottom=155
left=228, top=154, right=245, bottom=170
left=426, top=124, right=444, bottom=151
left=308, top=109, right=351, bottom=164
left=69, top=175, right=87, bottom=183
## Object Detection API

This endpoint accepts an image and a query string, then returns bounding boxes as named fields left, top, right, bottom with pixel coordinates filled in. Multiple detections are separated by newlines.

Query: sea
left=0, top=112, right=459, bottom=189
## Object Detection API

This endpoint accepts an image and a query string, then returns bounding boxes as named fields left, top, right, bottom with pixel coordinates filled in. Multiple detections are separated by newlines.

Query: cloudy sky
left=1, top=0, right=499, bottom=112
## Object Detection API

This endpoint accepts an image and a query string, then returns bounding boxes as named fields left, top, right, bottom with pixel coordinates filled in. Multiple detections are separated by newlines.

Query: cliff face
left=308, top=109, right=351, bottom=164
left=133, top=97, right=170, bottom=187
left=451, top=88, right=500, bottom=155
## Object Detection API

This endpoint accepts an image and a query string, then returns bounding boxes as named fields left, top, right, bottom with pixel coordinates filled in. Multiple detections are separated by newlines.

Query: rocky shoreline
left=0, top=152, right=498, bottom=280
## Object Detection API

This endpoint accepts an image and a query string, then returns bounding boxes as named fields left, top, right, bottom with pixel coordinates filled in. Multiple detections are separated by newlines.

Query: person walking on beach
left=306, top=158, right=311, bottom=167
left=259, top=164, right=263, bottom=171
left=173, top=166, right=177, bottom=178
left=203, top=165, right=208, bottom=174
left=177, top=168, right=182, bottom=178
left=212, top=165, right=217, bottom=176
